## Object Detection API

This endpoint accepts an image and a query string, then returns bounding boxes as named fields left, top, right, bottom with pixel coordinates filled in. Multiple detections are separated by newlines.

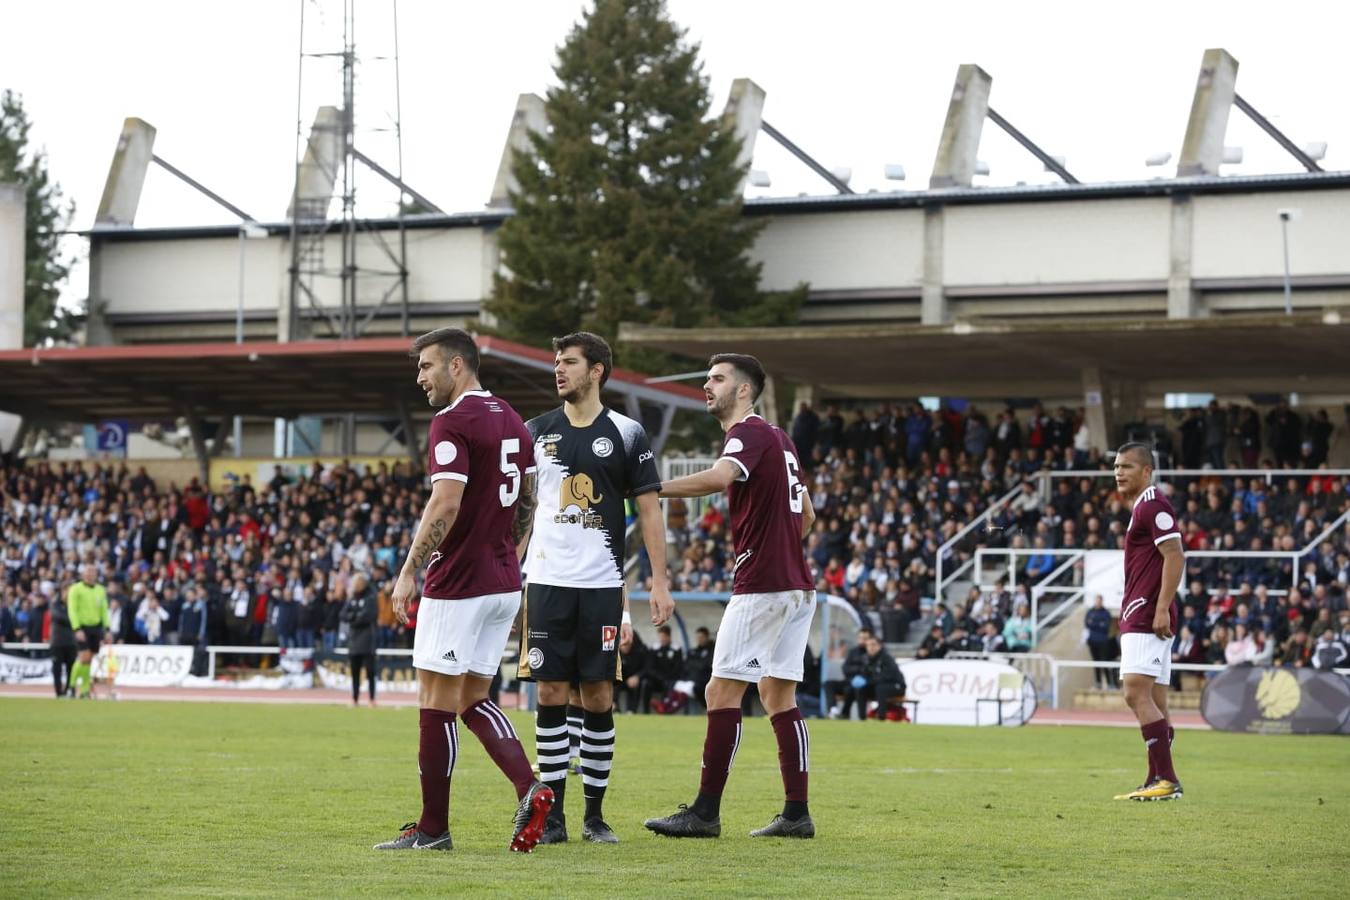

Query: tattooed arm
left=513, top=472, right=538, bottom=563
left=391, top=478, right=464, bottom=623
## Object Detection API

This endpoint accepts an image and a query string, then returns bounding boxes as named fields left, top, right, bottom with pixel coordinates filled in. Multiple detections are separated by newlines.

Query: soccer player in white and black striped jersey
left=517, top=332, right=675, bottom=844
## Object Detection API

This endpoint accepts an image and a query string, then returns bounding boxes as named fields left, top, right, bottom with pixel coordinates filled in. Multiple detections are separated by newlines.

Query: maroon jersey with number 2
left=1120, top=484, right=1182, bottom=634
left=422, top=389, right=535, bottom=600
left=717, top=414, right=814, bottom=595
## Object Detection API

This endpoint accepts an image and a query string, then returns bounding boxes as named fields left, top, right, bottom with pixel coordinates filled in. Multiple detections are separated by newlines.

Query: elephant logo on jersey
left=561, top=472, right=604, bottom=510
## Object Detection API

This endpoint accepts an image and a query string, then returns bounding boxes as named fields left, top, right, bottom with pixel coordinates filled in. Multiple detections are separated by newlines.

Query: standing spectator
left=790, top=403, right=820, bottom=462
left=1203, top=401, right=1227, bottom=469
left=135, top=591, right=170, bottom=645
left=1179, top=408, right=1205, bottom=470
left=617, top=627, right=648, bottom=713
left=341, top=571, right=379, bottom=706
left=178, top=586, right=208, bottom=675
left=1308, top=410, right=1334, bottom=467
left=47, top=590, right=78, bottom=697
left=1084, top=595, right=1116, bottom=688
left=1236, top=408, right=1261, bottom=468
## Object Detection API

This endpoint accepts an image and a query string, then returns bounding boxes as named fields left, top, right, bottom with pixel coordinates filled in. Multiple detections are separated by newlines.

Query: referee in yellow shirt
left=67, top=565, right=110, bottom=699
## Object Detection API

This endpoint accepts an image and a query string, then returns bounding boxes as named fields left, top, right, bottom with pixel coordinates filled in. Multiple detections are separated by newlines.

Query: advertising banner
left=314, top=650, right=418, bottom=694
left=0, top=652, right=53, bottom=684
left=897, top=658, right=1037, bottom=726
left=1200, top=666, right=1350, bottom=735
left=97, top=645, right=194, bottom=687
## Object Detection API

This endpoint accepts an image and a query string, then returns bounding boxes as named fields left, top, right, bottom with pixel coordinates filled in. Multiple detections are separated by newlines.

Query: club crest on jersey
left=527, top=647, right=544, bottom=670
left=602, top=625, right=618, bottom=652
left=592, top=436, right=614, bottom=458
left=542, top=441, right=559, bottom=459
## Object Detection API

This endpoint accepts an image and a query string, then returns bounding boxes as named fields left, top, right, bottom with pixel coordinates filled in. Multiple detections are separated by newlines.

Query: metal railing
left=972, top=547, right=1086, bottom=646
left=934, top=482, right=1025, bottom=605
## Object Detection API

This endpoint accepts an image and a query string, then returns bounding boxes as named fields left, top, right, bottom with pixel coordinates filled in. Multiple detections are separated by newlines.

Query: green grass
left=2, top=698, right=1347, bottom=898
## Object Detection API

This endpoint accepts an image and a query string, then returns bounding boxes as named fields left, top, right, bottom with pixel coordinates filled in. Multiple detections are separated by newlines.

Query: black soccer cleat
left=537, top=813, right=568, bottom=845
left=373, top=821, right=452, bottom=851
left=510, top=781, right=556, bottom=853
left=643, top=804, right=721, bottom=838
left=582, top=818, right=619, bottom=844
left=749, top=814, right=815, bottom=838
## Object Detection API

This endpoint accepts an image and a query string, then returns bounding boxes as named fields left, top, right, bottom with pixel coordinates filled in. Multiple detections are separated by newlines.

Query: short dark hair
left=552, top=332, right=612, bottom=387
left=708, top=353, right=766, bottom=402
left=1114, top=442, right=1153, bottom=467
left=410, top=327, right=479, bottom=373
left=658, top=624, right=672, bottom=637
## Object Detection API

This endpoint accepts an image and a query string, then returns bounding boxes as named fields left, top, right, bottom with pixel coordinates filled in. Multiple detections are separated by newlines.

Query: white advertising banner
left=1084, top=550, right=1125, bottom=611
left=0, top=652, right=53, bottom=684
left=897, top=658, right=1037, bottom=726
left=97, top=645, right=194, bottom=687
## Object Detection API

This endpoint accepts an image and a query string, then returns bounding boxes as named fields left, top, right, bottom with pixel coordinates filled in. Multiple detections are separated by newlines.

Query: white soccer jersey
left=524, top=408, right=660, bottom=589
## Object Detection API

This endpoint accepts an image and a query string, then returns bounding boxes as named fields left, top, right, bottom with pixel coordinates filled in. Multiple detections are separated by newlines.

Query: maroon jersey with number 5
left=717, top=414, right=814, bottom=595
left=1120, top=484, right=1182, bottom=634
left=422, top=389, right=535, bottom=600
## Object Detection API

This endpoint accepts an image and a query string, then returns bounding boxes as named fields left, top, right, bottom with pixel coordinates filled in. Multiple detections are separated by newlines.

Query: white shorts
left=413, top=591, right=521, bottom=677
left=712, top=590, right=816, bottom=684
left=1119, top=632, right=1173, bottom=684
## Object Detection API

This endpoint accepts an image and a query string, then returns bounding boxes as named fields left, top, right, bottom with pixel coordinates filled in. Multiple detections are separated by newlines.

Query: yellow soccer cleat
left=1118, top=779, right=1183, bottom=802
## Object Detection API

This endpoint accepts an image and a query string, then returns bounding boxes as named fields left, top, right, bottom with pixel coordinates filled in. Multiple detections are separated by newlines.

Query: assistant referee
left=67, top=564, right=110, bottom=699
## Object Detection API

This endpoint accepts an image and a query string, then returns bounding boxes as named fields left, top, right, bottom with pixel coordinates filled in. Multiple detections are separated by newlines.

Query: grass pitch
left=2, top=697, right=1347, bottom=898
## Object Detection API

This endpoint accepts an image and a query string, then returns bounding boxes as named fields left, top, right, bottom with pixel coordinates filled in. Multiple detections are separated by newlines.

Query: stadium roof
left=0, top=335, right=706, bottom=424
left=618, top=311, right=1350, bottom=399
left=81, top=170, right=1350, bottom=242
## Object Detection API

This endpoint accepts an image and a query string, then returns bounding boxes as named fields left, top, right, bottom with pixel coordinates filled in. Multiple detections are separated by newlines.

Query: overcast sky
left=2, top=0, right=1346, bottom=301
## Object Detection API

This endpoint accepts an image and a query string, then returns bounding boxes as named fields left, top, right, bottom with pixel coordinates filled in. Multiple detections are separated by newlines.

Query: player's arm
left=658, top=459, right=740, bottom=498
left=800, top=488, right=816, bottom=539
left=1154, top=537, right=1184, bottom=640
left=513, top=471, right=538, bottom=563
left=635, top=491, right=674, bottom=626
left=392, top=478, right=465, bottom=623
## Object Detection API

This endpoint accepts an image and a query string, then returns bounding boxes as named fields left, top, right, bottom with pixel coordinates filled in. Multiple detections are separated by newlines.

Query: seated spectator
left=852, top=634, right=908, bottom=721
left=684, top=626, right=714, bottom=709
left=1225, top=622, right=1258, bottom=666
left=1003, top=602, right=1034, bottom=652
left=1278, top=627, right=1311, bottom=668
left=916, top=624, right=948, bottom=660
left=832, top=628, right=874, bottom=718
left=977, top=620, right=1006, bottom=654
left=1310, top=628, right=1348, bottom=671
left=643, top=625, right=684, bottom=713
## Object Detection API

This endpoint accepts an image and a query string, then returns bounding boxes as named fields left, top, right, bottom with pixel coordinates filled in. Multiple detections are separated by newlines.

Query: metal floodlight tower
left=289, top=0, right=424, bottom=343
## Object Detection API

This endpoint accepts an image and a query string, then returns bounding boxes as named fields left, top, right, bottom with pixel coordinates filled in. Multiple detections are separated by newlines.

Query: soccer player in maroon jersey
left=374, top=328, right=555, bottom=851
left=645, top=353, right=818, bottom=839
left=1110, top=442, right=1186, bottom=802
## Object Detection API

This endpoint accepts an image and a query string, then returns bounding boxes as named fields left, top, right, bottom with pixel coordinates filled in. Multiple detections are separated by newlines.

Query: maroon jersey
left=1120, top=485, right=1182, bottom=634
left=422, top=390, right=535, bottom=600
left=718, top=415, right=814, bottom=595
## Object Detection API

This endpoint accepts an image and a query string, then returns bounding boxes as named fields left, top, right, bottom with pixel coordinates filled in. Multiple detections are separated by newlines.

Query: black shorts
left=76, top=627, right=104, bottom=652
left=518, top=584, right=623, bottom=684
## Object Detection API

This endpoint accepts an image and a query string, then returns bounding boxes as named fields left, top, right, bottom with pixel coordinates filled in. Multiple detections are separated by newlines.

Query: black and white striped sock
left=581, top=708, right=615, bottom=822
left=535, top=704, right=569, bottom=810
left=566, top=704, right=584, bottom=765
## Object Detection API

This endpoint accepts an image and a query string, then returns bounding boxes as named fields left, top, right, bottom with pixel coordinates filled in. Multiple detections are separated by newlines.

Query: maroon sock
left=1141, top=719, right=1177, bottom=784
left=698, top=708, right=743, bottom=800
left=463, top=698, right=535, bottom=800
left=417, top=708, right=458, bottom=836
left=770, top=708, right=810, bottom=803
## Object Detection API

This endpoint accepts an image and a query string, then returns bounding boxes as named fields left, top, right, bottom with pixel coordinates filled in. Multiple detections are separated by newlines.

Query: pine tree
left=486, top=0, right=803, bottom=366
left=0, top=90, right=77, bottom=346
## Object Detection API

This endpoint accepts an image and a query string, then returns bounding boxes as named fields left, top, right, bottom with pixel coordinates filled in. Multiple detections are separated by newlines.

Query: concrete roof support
left=288, top=106, right=343, bottom=220
left=1177, top=49, right=1239, bottom=177
left=930, top=65, right=992, bottom=189
left=1167, top=195, right=1205, bottom=318
left=488, top=94, right=547, bottom=209
left=921, top=206, right=947, bottom=325
left=0, top=183, right=23, bottom=349
left=722, top=78, right=767, bottom=194
left=95, top=117, right=157, bottom=226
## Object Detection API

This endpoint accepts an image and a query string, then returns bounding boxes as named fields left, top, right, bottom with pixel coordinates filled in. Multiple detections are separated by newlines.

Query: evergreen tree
left=486, top=0, right=803, bottom=366
left=0, top=90, right=77, bottom=346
